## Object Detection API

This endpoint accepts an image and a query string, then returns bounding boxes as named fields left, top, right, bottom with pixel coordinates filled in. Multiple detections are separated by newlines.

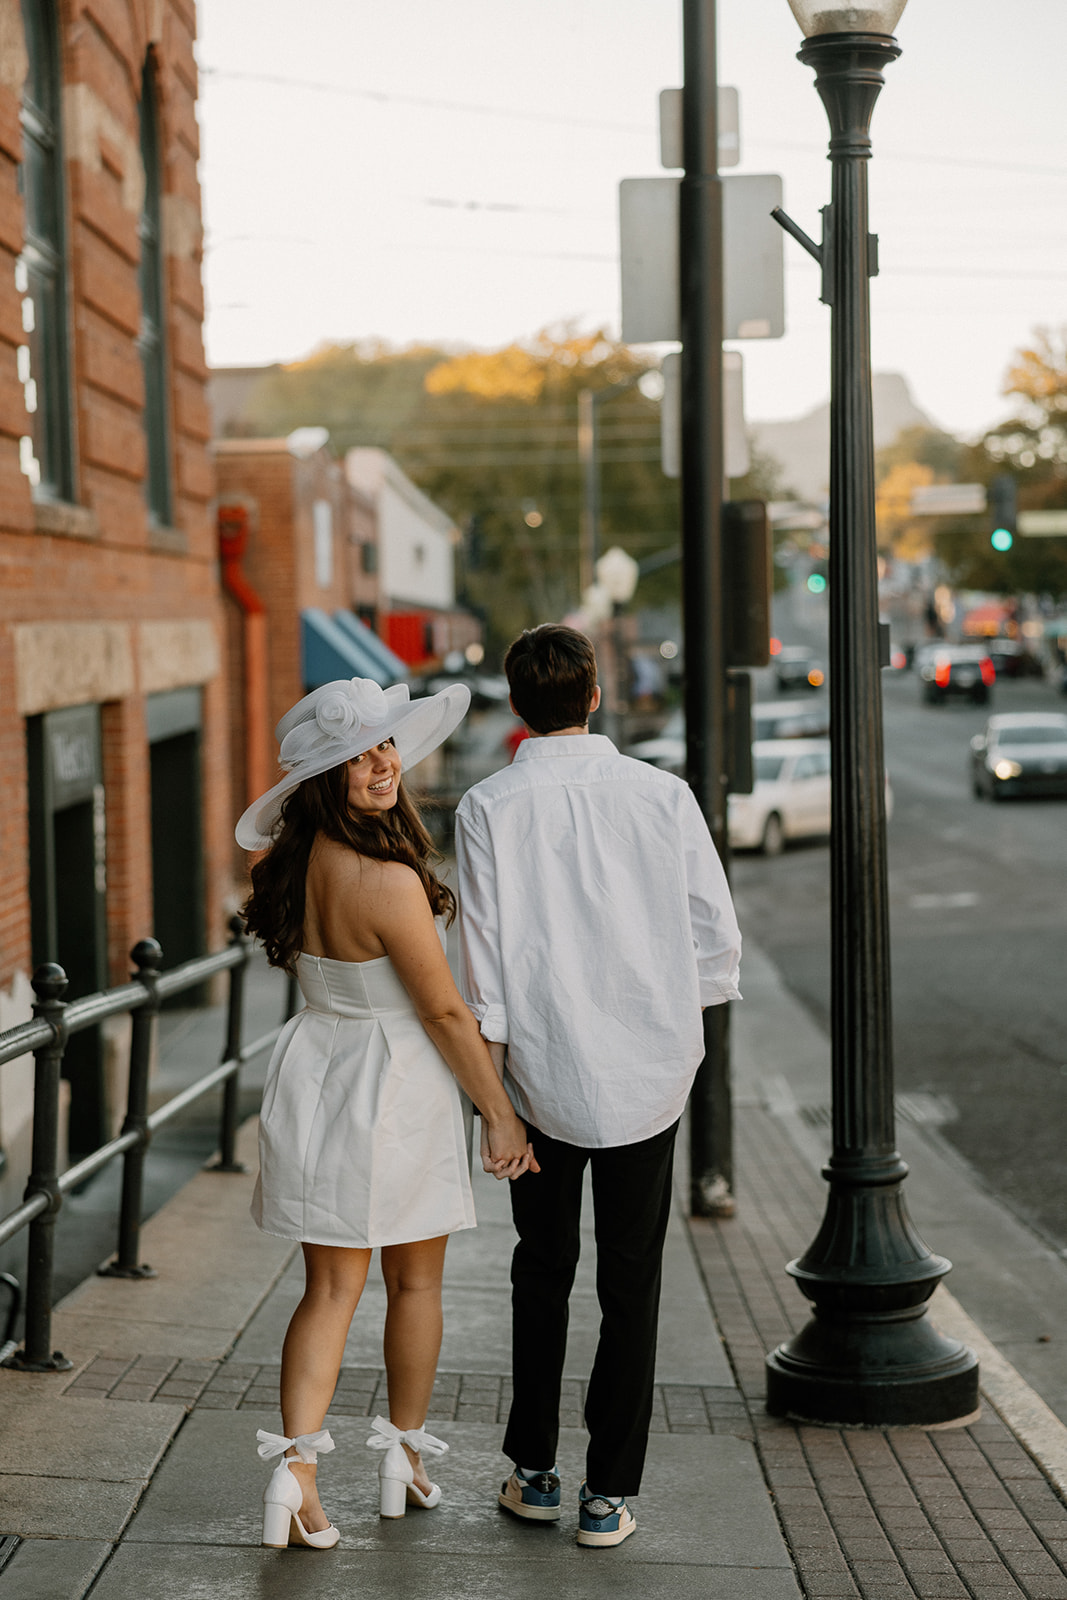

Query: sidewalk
left=1, top=942, right=1067, bottom=1597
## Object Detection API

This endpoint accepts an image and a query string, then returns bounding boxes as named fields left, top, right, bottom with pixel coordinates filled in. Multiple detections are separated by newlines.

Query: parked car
left=970, top=712, right=1067, bottom=800
left=774, top=646, right=825, bottom=693
left=752, top=699, right=830, bottom=741
left=625, top=699, right=831, bottom=776
left=985, top=638, right=1044, bottom=679
left=728, top=738, right=894, bottom=855
left=625, top=708, right=685, bottom=774
left=728, top=740, right=831, bottom=855
left=917, top=644, right=995, bottom=705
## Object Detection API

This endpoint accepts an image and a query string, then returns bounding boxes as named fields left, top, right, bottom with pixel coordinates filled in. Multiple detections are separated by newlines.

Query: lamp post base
left=766, top=1307, right=979, bottom=1426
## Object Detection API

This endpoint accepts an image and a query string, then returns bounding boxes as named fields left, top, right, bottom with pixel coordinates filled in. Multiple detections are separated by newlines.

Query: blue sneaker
left=577, top=1483, right=636, bottom=1547
left=498, top=1467, right=562, bottom=1522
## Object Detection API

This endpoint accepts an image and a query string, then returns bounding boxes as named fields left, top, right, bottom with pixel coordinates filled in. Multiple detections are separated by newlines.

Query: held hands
left=481, top=1113, right=540, bottom=1181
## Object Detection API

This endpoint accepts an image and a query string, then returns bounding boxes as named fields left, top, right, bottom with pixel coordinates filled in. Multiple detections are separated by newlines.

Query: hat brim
left=235, top=682, right=470, bottom=851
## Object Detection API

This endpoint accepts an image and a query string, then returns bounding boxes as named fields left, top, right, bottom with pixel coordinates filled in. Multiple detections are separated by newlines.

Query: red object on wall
left=218, top=505, right=271, bottom=811
left=384, top=612, right=431, bottom=666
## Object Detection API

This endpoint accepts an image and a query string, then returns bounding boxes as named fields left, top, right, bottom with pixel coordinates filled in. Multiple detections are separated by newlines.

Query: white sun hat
left=235, top=677, right=471, bottom=851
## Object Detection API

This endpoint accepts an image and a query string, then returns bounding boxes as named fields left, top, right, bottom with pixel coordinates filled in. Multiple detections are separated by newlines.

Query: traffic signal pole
left=680, top=0, right=733, bottom=1216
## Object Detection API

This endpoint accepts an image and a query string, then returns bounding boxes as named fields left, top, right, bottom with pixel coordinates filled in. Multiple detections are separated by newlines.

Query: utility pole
left=577, top=389, right=599, bottom=598
left=680, top=0, right=732, bottom=1215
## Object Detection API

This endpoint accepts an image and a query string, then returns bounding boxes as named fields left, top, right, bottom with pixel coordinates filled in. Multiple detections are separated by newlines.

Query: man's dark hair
left=505, top=625, right=598, bottom=734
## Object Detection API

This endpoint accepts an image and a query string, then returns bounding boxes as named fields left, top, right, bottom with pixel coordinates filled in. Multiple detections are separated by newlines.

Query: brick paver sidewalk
left=688, top=1103, right=1067, bottom=1600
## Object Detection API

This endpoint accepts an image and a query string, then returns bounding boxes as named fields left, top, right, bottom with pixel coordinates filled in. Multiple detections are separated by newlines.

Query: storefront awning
left=301, top=609, right=408, bottom=689
left=330, top=609, right=409, bottom=684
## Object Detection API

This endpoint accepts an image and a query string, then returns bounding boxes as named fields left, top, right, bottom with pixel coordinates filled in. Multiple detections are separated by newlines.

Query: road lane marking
left=908, top=891, right=980, bottom=909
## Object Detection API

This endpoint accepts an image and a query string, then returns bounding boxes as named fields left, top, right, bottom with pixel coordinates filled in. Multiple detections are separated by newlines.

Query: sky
left=196, top=0, right=1067, bottom=439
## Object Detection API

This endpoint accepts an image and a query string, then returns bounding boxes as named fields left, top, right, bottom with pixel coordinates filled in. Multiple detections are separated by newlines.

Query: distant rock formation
left=749, top=373, right=939, bottom=502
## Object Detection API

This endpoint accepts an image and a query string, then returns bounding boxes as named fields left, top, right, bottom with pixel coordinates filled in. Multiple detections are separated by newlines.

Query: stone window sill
left=148, top=523, right=189, bottom=555
left=33, top=500, right=101, bottom=541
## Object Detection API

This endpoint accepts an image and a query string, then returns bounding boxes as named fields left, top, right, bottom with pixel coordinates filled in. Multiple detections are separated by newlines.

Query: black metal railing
left=0, top=916, right=291, bottom=1373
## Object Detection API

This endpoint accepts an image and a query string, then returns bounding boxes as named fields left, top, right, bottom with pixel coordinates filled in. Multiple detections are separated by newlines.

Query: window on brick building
left=17, top=0, right=74, bottom=501
left=138, top=55, right=173, bottom=526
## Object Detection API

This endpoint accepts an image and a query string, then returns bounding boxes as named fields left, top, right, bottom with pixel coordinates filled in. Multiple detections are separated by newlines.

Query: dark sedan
left=918, top=643, right=995, bottom=705
left=971, top=713, right=1067, bottom=800
left=774, top=647, right=825, bottom=693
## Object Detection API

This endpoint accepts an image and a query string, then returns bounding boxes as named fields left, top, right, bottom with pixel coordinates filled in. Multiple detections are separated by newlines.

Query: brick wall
left=0, top=1, right=229, bottom=1189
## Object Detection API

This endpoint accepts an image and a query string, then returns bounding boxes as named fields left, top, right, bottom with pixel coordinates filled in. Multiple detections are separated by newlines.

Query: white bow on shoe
left=367, top=1415, right=448, bottom=1517
left=257, top=1428, right=336, bottom=1463
left=257, top=1430, right=340, bottom=1549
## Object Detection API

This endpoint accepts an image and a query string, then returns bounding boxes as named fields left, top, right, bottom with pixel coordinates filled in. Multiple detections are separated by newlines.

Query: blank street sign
left=909, top=483, right=987, bottom=516
left=619, top=174, right=785, bottom=343
left=660, top=350, right=749, bottom=480
left=659, top=86, right=740, bottom=170
left=1018, top=509, right=1067, bottom=536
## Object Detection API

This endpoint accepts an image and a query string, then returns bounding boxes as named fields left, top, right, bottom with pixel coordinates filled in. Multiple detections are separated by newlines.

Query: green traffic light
left=991, top=528, right=1013, bottom=552
left=807, top=572, right=827, bottom=593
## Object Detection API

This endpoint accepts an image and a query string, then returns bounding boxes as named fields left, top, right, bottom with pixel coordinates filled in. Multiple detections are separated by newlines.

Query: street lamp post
left=578, top=377, right=642, bottom=598
left=765, top=0, right=979, bottom=1425
left=595, top=545, right=640, bottom=748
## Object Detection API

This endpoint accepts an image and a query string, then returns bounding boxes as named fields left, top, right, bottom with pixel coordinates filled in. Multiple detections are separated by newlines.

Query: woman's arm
left=363, top=862, right=538, bottom=1177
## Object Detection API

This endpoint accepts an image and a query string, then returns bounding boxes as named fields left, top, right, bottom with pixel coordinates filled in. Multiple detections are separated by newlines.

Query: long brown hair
left=242, top=758, right=455, bottom=972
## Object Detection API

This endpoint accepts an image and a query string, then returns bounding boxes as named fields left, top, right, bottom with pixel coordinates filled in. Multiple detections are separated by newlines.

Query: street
left=733, top=663, right=1067, bottom=1250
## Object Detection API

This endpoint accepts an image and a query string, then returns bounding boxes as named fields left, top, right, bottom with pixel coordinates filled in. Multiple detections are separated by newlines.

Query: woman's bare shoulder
left=360, top=857, right=425, bottom=906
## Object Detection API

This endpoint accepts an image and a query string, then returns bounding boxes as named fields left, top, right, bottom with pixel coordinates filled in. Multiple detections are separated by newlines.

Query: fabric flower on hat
left=315, top=679, right=388, bottom=741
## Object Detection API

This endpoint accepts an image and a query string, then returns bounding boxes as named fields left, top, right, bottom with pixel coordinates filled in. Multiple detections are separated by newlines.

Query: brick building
left=0, top=0, right=229, bottom=1204
left=215, top=433, right=408, bottom=860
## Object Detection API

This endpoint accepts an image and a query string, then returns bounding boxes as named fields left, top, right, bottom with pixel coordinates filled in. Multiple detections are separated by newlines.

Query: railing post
left=99, top=940, right=162, bottom=1280
left=6, top=964, right=73, bottom=1371
left=209, top=915, right=249, bottom=1174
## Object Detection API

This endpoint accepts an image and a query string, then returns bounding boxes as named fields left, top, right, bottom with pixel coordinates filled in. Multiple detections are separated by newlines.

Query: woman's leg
left=279, top=1241, right=372, bottom=1530
left=380, top=1234, right=449, bottom=1493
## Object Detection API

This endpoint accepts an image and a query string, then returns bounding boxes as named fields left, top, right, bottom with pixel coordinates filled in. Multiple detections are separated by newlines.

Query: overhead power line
left=199, top=67, right=649, bottom=136
left=202, top=68, right=1067, bottom=183
left=747, top=134, right=1067, bottom=182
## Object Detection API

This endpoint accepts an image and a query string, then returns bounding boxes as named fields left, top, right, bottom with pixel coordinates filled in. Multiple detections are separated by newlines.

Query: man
left=455, top=624, right=741, bottom=1548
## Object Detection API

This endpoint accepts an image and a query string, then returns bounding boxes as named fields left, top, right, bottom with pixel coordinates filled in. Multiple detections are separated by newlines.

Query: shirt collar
left=513, top=733, right=617, bottom=761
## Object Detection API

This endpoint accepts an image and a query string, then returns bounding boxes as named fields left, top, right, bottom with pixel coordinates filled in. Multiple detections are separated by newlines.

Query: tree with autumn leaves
left=241, top=331, right=674, bottom=652
left=237, top=328, right=781, bottom=655
left=910, top=329, right=1067, bottom=599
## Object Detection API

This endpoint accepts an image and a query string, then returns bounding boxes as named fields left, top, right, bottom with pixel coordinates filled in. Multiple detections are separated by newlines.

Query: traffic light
left=989, top=474, right=1016, bottom=551
left=807, top=562, right=828, bottom=594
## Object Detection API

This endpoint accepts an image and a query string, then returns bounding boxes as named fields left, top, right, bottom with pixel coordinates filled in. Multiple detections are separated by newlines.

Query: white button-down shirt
left=455, top=734, right=742, bottom=1148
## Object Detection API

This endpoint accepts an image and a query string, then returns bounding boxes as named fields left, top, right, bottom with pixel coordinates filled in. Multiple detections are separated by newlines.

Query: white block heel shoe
left=367, top=1416, right=448, bottom=1518
left=256, top=1428, right=340, bottom=1549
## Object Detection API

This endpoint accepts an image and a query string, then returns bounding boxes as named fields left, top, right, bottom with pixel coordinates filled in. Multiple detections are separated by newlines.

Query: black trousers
left=502, top=1118, right=679, bottom=1496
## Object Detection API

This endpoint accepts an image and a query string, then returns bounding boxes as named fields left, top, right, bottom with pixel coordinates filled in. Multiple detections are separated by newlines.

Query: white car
left=728, top=739, right=894, bottom=855
left=624, top=701, right=830, bottom=778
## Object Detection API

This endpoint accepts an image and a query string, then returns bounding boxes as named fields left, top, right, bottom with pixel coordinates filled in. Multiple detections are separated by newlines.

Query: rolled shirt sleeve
left=454, top=803, right=509, bottom=1044
left=680, top=786, right=742, bottom=1006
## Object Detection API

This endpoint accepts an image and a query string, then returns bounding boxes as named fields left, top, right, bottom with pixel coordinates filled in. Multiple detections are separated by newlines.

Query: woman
left=236, top=677, right=534, bottom=1549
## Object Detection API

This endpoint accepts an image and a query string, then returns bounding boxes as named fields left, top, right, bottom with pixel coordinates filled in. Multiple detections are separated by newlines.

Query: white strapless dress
left=251, top=942, right=476, bottom=1249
